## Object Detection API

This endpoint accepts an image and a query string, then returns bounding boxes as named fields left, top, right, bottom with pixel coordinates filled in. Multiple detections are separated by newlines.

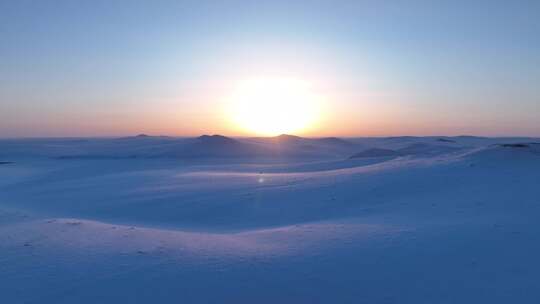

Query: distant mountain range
left=1, top=134, right=539, bottom=160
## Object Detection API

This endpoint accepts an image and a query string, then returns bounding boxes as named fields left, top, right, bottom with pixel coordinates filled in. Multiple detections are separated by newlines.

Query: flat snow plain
left=1, top=135, right=540, bottom=303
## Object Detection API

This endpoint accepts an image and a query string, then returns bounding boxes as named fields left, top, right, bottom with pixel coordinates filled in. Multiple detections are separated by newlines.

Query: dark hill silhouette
left=272, top=134, right=305, bottom=144
left=436, top=138, right=457, bottom=143
left=196, top=134, right=238, bottom=145
left=177, top=135, right=266, bottom=158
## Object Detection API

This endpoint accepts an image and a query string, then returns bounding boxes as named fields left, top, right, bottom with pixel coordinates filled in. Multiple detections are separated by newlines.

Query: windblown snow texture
left=1, top=136, right=540, bottom=303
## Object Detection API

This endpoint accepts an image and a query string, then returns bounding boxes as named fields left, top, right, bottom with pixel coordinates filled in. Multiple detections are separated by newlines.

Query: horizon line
left=1, top=133, right=540, bottom=140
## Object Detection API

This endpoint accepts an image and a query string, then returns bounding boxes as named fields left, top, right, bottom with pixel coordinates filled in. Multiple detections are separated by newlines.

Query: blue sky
left=1, top=0, right=539, bottom=137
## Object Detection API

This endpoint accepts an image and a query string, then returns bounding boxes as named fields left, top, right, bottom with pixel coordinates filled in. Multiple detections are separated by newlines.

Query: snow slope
left=1, top=137, right=540, bottom=303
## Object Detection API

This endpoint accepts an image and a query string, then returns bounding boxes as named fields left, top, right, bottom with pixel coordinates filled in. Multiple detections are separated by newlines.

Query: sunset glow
left=2, top=2, right=540, bottom=303
left=226, top=78, right=323, bottom=136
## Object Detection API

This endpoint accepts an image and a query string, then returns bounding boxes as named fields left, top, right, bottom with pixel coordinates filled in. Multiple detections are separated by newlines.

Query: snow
left=1, top=136, right=540, bottom=303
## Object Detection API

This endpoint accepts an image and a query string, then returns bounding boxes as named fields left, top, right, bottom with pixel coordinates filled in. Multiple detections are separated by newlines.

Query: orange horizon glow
left=4, top=74, right=540, bottom=138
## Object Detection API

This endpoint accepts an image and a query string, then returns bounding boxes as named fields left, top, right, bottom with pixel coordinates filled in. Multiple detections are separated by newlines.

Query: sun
left=227, top=78, right=322, bottom=136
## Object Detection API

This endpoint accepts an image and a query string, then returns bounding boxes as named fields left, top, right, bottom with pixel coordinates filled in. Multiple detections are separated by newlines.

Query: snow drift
left=1, top=136, right=540, bottom=303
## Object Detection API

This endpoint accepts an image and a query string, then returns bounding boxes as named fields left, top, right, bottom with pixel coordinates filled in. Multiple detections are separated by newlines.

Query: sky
left=1, top=0, right=539, bottom=137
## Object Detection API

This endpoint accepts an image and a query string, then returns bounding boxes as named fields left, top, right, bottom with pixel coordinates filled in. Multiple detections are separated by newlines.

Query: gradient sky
left=1, top=0, right=539, bottom=137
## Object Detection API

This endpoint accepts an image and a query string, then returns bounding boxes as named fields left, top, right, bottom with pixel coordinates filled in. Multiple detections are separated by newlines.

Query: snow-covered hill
left=1, top=136, right=540, bottom=303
